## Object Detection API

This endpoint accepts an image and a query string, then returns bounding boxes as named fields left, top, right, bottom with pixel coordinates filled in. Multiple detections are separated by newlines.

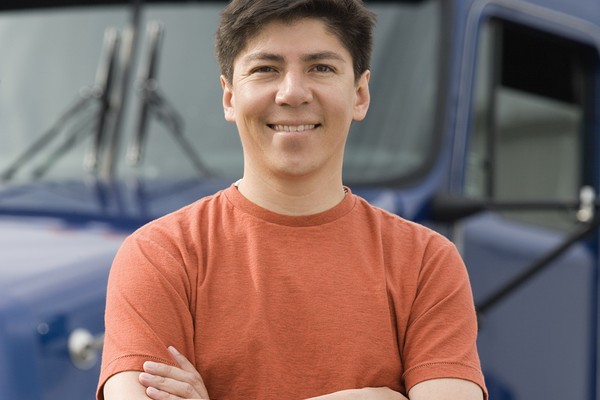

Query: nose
left=275, top=70, right=313, bottom=107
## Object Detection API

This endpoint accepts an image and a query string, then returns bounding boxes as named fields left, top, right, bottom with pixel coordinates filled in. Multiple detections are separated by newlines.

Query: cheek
left=328, top=98, right=357, bottom=129
left=237, top=91, right=273, bottom=120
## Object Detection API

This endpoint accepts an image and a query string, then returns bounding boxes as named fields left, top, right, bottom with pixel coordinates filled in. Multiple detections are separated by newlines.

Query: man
left=98, top=0, right=487, bottom=399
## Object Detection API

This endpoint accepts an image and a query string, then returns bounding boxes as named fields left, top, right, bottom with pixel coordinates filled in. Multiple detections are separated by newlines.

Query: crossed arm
left=103, top=347, right=483, bottom=400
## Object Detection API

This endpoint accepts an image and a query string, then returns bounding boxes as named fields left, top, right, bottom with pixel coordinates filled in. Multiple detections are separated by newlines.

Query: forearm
left=135, top=347, right=409, bottom=400
left=103, top=371, right=150, bottom=400
left=408, top=378, right=484, bottom=400
left=306, top=387, right=408, bottom=400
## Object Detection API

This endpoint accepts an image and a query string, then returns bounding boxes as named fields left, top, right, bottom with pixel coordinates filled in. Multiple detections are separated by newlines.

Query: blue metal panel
left=442, top=0, right=600, bottom=398
left=0, top=291, right=43, bottom=398
left=0, top=218, right=124, bottom=398
left=464, top=215, right=595, bottom=399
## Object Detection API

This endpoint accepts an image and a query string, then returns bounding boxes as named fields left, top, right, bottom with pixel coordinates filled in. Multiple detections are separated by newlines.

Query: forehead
left=236, top=18, right=351, bottom=63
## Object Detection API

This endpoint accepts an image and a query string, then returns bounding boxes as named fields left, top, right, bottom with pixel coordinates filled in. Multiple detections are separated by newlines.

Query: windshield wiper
left=0, top=27, right=121, bottom=181
left=83, top=27, right=121, bottom=173
left=127, top=21, right=211, bottom=177
left=99, top=0, right=142, bottom=182
left=36, top=28, right=121, bottom=179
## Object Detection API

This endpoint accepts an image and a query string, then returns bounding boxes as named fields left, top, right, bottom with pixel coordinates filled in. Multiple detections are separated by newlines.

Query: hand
left=306, top=387, right=408, bottom=400
left=138, top=346, right=210, bottom=399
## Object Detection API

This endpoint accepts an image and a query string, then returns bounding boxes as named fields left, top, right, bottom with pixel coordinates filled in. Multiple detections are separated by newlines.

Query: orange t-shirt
left=98, top=185, right=487, bottom=399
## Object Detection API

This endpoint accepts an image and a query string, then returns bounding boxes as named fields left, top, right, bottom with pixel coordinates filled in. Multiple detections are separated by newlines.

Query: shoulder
left=350, top=195, right=465, bottom=287
left=352, top=195, right=454, bottom=250
left=134, top=189, right=227, bottom=241
left=107, top=191, right=230, bottom=294
left=114, top=189, right=229, bottom=266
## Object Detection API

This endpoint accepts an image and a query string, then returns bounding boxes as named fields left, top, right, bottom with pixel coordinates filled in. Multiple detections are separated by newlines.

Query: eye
left=313, top=64, right=335, bottom=73
left=251, top=65, right=277, bottom=74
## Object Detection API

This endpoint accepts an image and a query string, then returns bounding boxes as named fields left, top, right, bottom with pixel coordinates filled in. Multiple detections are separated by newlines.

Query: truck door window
left=465, top=19, right=596, bottom=230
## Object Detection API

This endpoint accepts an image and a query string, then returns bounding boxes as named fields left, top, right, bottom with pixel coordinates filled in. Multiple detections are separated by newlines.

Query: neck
left=236, top=170, right=346, bottom=216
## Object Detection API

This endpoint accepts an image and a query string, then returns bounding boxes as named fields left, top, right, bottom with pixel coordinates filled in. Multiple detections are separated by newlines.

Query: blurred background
left=0, top=0, right=599, bottom=398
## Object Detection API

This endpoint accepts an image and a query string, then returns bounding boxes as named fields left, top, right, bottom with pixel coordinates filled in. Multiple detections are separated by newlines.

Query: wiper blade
left=34, top=27, right=121, bottom=179
left=0, top=27, right=121, bottom=181
left=127, top=21, right=211, bottom=177
left=99, top=0, right=142, bottom=182
left=127, top=21, right=161, bottom=166
left=84, top=27, right=121, bottom=172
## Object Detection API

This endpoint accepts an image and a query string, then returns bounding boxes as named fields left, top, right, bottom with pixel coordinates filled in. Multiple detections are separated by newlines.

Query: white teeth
left=272, top=124, right=316, bottom=132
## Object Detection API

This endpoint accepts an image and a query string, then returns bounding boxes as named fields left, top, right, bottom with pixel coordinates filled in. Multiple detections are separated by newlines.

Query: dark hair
left=216, top=0, right=377, bottom=84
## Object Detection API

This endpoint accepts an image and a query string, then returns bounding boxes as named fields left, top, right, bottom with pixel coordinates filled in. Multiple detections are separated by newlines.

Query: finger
left=142, top=357, right=209, bottom=399
left=143, top=361, right=192, bottom=383
left=168, top=346, right=198, bottom=374
left=145, top=385, right=205, bottom=400
left=145, top=385, right=173, bottom=400
left=168, top=347, right=210, bottom=398
left=140, top=372, right=204, bottom=399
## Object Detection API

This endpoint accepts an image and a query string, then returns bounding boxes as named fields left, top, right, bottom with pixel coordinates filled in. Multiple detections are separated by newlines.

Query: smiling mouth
left=268, top=124, right=319, bottom=132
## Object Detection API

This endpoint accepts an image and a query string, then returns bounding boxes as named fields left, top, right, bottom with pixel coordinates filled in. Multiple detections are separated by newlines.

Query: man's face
left=221, top=18, right=370, bottom=181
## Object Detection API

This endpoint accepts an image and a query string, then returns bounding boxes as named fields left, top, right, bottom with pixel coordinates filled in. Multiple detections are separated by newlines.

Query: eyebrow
left=242, top=51, right=346, bottom=64
left=242, top=52, right=284, bottom=64
left=302, top=51, right=346, bottom=63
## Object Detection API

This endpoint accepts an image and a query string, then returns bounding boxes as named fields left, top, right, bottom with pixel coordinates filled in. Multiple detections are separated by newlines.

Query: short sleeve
left=97, top=231, right=196, bottom=400
left=402, top=239, right=487, bottom=399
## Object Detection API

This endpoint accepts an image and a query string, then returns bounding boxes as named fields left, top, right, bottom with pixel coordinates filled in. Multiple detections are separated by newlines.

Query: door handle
left=68, top=328, right=105, bottom=370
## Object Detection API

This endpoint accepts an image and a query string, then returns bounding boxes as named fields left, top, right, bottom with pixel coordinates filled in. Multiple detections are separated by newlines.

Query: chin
left=272, top=163, right=320, bottom=179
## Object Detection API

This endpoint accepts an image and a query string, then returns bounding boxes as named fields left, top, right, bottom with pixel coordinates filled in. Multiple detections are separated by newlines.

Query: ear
left=221, top=75, right=235, bottom=122
left=352, top=70, right=371, bottom=121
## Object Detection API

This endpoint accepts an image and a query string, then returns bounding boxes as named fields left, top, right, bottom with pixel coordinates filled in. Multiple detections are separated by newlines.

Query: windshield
left=0, top=1, right=440, bottom=185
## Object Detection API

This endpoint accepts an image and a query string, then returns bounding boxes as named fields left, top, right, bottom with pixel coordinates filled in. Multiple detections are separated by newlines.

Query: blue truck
left=1, top=0, right=599, bottom=398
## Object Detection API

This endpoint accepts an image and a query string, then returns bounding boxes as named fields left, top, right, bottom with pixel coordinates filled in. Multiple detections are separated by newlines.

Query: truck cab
left=0, top=0, right=599, bottom=398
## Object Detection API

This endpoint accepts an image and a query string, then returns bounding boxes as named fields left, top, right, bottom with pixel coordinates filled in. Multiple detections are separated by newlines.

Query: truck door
left=454, top=8, right=599, bottom=400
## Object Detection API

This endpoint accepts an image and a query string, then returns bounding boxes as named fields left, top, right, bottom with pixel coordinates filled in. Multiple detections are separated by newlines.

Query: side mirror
left=427, top=188, right=595, bottom=223
left=429, top=187, right=599, bottom=318
left=428, top=194, right=487, bottom=223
